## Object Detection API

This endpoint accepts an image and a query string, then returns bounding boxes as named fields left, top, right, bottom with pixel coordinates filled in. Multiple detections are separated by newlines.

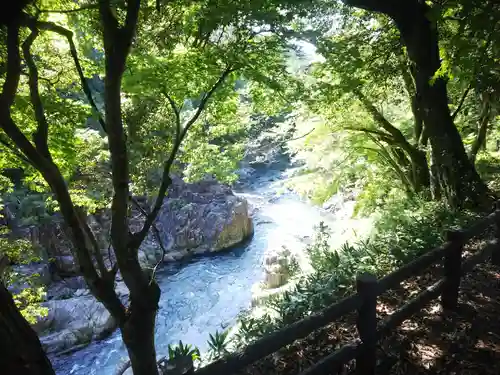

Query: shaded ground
left=240, top=241, right=500, bottom=375
left=380, top=261, right=500, bottom=375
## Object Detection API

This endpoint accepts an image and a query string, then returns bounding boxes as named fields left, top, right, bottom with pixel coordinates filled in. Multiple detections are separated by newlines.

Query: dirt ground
left=380, top=262, right=500, bottom=375
left=239, top=249, right=500, bottom=375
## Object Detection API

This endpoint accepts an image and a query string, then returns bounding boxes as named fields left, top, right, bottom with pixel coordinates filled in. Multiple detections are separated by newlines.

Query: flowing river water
left=50, top=165, right=362, bottom=375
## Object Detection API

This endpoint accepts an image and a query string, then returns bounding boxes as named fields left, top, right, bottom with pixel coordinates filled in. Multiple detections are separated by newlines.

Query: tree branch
left=40, top=4, right=99, bottom=14
left=1, top=23, right=22, bottom=108
left=0, top=19, right=126, bottom=324
left=75, top=207, right=109, bottom=278
left=161, top=90, right=181, bottom=143
left=129, top=197, right=168, bottom=281
left=97, top=0, right=148, bottom=299
left=351, top=86, right=428, bottom=189
left=344, top=126, right=395, bottom=144
left=451, top=83, right=471, bottom=121
left=99, top=0, right=120, bottom=33
left=469, top=93, right=492, bottom=162
left=22, top=26, right=51, bottom=159
left=31, top=19, right=107, bottom=132
left=123, top=0, right=141, bottom=36
left=131, top=65, right=234, bottom=249
left=352, top=88, right=408, bottom=144
left=0, top=135, right=33, bottom=166
left=451, top=26, right=495, bottom=122
left=180, top=66, right=234, bottom=140
left=22, top=17, right=118, bottom=280
left=288, top=128, right=316, bottom=142
left=0, top=22, right=43, bottom=168
left=0, top=254, right=9, bottom=281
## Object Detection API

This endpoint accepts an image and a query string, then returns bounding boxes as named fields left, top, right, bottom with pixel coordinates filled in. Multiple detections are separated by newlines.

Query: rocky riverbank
left=37, top=115, right=375, bottom=375
left=137, top=176, right=254, bottom=266
left=8, top=177, right=253, bottom=355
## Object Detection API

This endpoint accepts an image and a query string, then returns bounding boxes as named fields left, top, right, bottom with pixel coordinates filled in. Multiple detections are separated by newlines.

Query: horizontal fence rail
left=194, top=210, right=500, bottom=375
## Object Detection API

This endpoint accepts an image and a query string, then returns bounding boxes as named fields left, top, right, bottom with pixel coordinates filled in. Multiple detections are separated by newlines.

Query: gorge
left=38, top=152, right=362, bottom=375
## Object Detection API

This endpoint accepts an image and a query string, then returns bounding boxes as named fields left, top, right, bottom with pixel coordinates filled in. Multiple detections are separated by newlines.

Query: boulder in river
left=263, top=246, right=294, bottom=289
left=34, top=295, right=116, bottom=354
left=53, top=255, right=80, bottom=276
left=46, top=276, right=87, bottom=300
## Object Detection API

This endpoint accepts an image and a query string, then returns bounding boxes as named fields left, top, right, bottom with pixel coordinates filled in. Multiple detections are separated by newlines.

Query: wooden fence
left=194, top=210, right=500, bottom=375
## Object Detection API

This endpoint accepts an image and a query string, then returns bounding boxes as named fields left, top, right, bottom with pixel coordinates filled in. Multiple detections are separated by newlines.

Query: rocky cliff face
left=138, top=176, right=253, bottom=266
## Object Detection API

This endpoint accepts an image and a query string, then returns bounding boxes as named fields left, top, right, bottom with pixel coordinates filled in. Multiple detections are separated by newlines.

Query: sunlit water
left=50, top=168, right=346, bottom=375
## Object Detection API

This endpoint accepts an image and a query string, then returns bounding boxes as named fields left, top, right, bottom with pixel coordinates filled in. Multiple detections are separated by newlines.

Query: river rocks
left=322, top=188, right=360, bottom=216
left=53, top=255, right=80, bottom=276
left=137, top=176, right=253, bottom=267
left=236, top=166, right=256, bottom=182
left=47, top=276, right=87, bottom=300
left=10, top=262, right=51, bottom=287
left=263, top=246, right=294, bottom=289
left=34, top=295, right=116, bottom=354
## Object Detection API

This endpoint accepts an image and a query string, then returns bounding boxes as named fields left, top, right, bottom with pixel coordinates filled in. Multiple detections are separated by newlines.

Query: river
left=50, top=165, right=351, bottom=375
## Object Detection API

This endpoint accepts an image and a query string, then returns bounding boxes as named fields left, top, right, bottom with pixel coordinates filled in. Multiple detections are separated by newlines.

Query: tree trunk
left=3, top=7, right=162, bottom=375
left=120, top=282, right=161, bottom=375
left=0, top=283, right=55, bottom=375
left=470, top=94, right=491, bottom=163
left=410, top=148, right=430, bottom=194
left=429, top=148, right=442, bottom=200
left=396, top=5, right=489, bottom=207
left=398, top=56, right=425, bottom=146
left=346, top=0, right=491, bottom=208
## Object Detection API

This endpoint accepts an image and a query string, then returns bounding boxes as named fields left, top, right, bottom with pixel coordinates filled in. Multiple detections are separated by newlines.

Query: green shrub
left=475, top=152, right=500, bottom=192
left=287, top=255, right=301, bottom=277
left=233, top=314, right=278, bottom=348
left=167, top=341, right=201, bottom=363
left=207, top=330, right=230, bottom=360
left=236, top=196, right=479, bottom=343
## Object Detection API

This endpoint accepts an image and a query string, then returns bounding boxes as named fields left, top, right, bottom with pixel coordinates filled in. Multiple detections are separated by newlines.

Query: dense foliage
left=1, top=0, right=500, bottom=374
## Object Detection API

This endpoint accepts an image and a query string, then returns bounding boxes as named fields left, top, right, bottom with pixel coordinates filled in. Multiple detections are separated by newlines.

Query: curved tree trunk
left=397, top=5, right=489, bottom=207
left=353, top=88, right=430, bottom=192
left=0, top=283, right=55, bottom=375
left=398, top=56, right=425, bottom=147
left=345, top=0, right=491, bottom=208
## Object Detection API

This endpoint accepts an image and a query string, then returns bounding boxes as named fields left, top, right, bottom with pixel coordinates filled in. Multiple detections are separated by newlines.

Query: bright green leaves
left=68, top=129, right=112, bottom=211
left=2, top=11, right=94, bottom=195
left=120, top=1, right=298, bottom=192
left=0, top=234, right=48, bottom=324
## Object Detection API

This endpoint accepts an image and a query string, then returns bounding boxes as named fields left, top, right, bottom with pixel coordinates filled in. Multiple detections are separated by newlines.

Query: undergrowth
left=182, top=195, right=482, bottom=366
left=230, top=195, right=480, bottom=346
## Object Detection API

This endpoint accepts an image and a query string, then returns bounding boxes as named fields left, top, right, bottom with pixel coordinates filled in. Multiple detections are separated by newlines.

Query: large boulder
left=34, top=295, right=116, bottom=354
left=139, top=177, right=253, bottom=266
left=46, top=276, right=87, bottom=300
left=53, top=255, right=80, bottom=276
